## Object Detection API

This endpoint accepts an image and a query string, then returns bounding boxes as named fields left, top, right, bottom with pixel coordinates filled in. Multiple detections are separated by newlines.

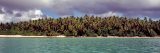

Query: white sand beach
left=0, top=35, right=66, bottom=38
left=0, top=35, right=160, bottom=38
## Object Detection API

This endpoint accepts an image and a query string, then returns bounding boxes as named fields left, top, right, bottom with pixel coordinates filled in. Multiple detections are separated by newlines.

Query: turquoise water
left=0, top=38, right=160, bottom=53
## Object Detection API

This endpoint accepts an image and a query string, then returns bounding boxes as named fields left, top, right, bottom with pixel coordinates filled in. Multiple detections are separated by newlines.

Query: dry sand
left=0, top=35, right=66, bottom=38
left=0, top=35, right=160, bottom=38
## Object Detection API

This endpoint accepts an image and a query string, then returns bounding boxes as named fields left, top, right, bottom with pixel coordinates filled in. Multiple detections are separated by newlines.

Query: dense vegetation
left=0, top=15, right=160, bottom=37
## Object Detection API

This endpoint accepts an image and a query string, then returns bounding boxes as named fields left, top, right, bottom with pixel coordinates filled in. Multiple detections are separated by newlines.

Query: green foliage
left=46, top=32, right=60, bottom=36
left=0, top=15, right=160, bottom=37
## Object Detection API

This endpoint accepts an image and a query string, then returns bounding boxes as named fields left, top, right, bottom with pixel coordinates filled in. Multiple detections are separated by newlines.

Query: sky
left=0, top=0, right=160, bottom=23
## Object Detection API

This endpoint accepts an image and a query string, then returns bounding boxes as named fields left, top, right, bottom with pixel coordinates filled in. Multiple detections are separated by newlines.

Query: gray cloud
left=0, top=0, right=160, bottom=22
left=48, top=0, right=160, bottom=18
left=0, top=8, right=44, bottom=23
left=0, top=0, right=50, bottom=10
left=1, top=0, right=160, bottom=12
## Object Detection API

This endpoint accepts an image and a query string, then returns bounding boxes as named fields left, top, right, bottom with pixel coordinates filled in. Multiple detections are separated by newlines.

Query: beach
left=0, top=35, right=160, bottom=38
left=0, top=35, right=66, bottom=38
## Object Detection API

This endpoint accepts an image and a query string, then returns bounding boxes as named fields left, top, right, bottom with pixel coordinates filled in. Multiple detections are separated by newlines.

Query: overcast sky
left=0, top=0, right=160, bottom=22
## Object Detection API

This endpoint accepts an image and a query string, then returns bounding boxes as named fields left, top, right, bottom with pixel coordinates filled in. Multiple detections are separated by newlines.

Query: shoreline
left=0, top=35, right=48, bottom=38
left=0, top=35, right=160, bottom=38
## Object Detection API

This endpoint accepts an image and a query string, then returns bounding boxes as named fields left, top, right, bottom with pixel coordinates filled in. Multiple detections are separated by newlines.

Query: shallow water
left=0, top=38, right=160, bottom=53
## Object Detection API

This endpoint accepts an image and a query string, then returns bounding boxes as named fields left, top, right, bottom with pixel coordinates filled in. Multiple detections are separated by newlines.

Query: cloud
left=2, top=0, right=160, bottom=14
left=0, top=0, right=160, bottom=23
left=0, top=7, right=44, bottom=23
left=46, top=0, right=160, bottom=19
left=92, top=11, right=123, bottom=17
left=0, top=0, right=49, bottom=23
left=0, top=0, right=52, bottom=10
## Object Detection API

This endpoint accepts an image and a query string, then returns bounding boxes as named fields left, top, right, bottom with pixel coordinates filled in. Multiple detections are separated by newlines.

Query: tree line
left=0, top=15, right=160, bottom=37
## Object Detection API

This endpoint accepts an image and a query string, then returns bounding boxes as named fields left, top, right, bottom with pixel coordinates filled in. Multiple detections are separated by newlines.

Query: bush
left=46, top=32, right=60, bottom=36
